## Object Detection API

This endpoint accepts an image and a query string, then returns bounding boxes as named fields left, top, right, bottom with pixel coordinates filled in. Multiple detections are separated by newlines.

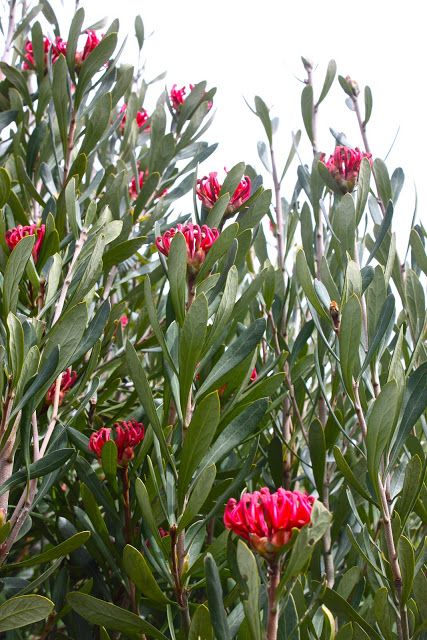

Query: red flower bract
left=170, top=84, right=194, bottom=110
left=23, top=36, right=66, bottom=70
left=196, top=172, right=251, bottom=213
left=5, top=224, right=46, bottom=262
left=75, top=30, right=100, bottom=67
left=320, top=146, right=372, bottom=193
left=89, top=419, right=145, bottom=466
left=224, top=488, right=315, bottom=559
left=120, top=104, right=150, bottom=131
left=155, top=223, right=219, bottom=270
left=46, top=368, right=78, bottom=406
left=129, top=169, right=148, bottom=200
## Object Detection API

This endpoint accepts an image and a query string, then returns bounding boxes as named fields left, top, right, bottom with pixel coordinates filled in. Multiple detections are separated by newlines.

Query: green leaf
left=134, top=15, right=144, bottom=50
left=316, top=59, right=337, bottom=105
left=396, top=455, right=423, bottom=531
left=64, top=178, right=79, bottom=239
left=339, top=294, right=362, bottom=396
left=197, top=319, right=265, bottom=396
left=135, top=479, right=163, bottom=546
left=359, top=294, right=395, bottom=377
left=204, top=553, right=231, bottom=640
left=189, top=604, right=213, bottom=640
left=0, top=449, right=75, bottom=498
left=66, top=7, right=85, bottom=74
left=309, top=420, right=326, bottom=496
left=333, top=447, right=376, bottom=504
left=4, top=532, right=91, bottom=570
left=7, top=313, right=24, bottom=384
left=10, top=347, right=59, bottom=418
left=355, top=157, right=371, bottom=223
left=204, top=266, right=238, bottom=352
left=67, top=592, right=168, bottom=639
left=219, top=162, right=246, bottom=202
left=180, top=294, right=208, bottom=407
left=179, top=392, right=220, bottom=502
left=373, top=158, right=392, bottom=206
left=125, top=341, right=171, bottom=465
left=52, top=55, right=69, bottom=157
left=0, top=167, right=11, bottom=206
left=301, top=85, right=314, bottom=145
left=179, top=464, right=216, bottom=531
left=3, top=234, right=35, bottom=317
left=123, top=545, right=169, bottom=603
left=373, top=587, right=394, bottom=640
left=74, top=33, right=118, bottom=108
left=206, top=193, right=232, bottom=228
left=254, top=96, right=272, bottom=145
left=0, top=595, right=54, bottom=632
left=101, top=440, right=117, bottom=485
left=364, top=86, right=373, bottom=124
left=103, top=236, right=145, bottom=271
left=0, top=63, right=32, bottom=107
left=410, top=229, right=427, bottom=275
left=295, top=249, right=328, bottom=318
left=196, top=223, right=238, bottom=283
left=366, top=202, right=393, bottom=265
left=199, top=399, right=267, bottom=470
left=322, top=588, right=382, bottom=639
left=333, top=193, right=356, bottom=256
left=391, top=363, right=427, bottom=462
left=167, top=231, right=187, bottom=325
left=366, top=380, right=399, bottom=484
left=317, top=161, right=342, bottom=194
left=398, top=536, right=415, bottom=605
left=236, top=541, right=262, bottom=640
left=41, top=302, right=88, bottom=373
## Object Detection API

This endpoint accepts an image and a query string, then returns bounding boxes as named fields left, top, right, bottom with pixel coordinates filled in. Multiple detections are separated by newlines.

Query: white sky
left=59, top=1, right=426, bottom=253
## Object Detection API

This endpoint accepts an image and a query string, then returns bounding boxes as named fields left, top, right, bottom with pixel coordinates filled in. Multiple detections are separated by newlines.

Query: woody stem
left=266, top=559, right=281, bottom=640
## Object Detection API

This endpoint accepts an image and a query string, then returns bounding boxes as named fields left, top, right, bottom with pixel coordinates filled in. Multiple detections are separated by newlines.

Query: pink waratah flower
left=89, top=419, right=145, bottom=466
left=5, top=224, right=46, bottom=262
left=224, top=488, right=315, bottom=559
left=156, top=223, right=219, bottom=271
left=196, top=171, right=251, bottom=214
left=119, top=104, right=150, bottom=132
left=75, top=30, right=100, bottom=67
left=250, top=367, right=258, bottom=382
left=170, top=84, right=195, bottom=110
left=320, top=146, right=372, bottom=193
left=46, top=368, right=78, bottom=406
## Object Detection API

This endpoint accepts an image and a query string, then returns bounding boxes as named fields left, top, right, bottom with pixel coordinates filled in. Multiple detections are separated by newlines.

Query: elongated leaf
left=204, top=554, right=231, bottom=640
left=398, top=536, right=415, bottom=605
left=167, top=231, right=187, bottom=325
left=391, top=362, right=427, bottom=461
left=0, top=449, right=75, bottom=498
left=301, top=85, right=314, bottom=145
left=179, top=392, right=220, bottom=501
left=339, top=294, right=362, bottom=396
left=322, top=588, right=382, bottom=639
left=367, top=380, right=399, bottom=484
left=123, top=545, right=169, bottom=603
left=179, top=464, right=216, bottom=531
left=197, top=319, right=265, bottom=396
left=67, top=592, right=168, bottom=639
left=189, top=604, right=213, bottom=640
left=74, top=33, right=118, bottom=108
left=4, top=532, right=90, bottom=570
left=3, top=235, right=35, bottom=317
left=333, top=447, right=376, bottom=504
left=0, top=595, right=54, bottom=632
left=179, top=293, right=208, bottom=412
left=317, top=60, right=337, bottom=105
left=236, top=541, right=262, bottom=640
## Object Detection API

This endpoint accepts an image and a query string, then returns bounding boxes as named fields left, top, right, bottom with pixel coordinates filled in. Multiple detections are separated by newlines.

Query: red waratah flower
left=75, top=30, right=100, bottom=67
left=89, top=419, right=145, bottom=466
left=119, top=104, right=150, bottom=132
left=5, top=224, right=46, bottom=262
left=196, top=171, right=251, bottom=214
left=155, top=223, right=219, bottom=271
left=46, top=368, right=78, bottom=406
left=170, top=84, right=195, bottom=110
left=320, top=146, right=372, bottom=193
left=23, top=36, right=51, bottom=70
left=119, top=314, right=129, bottom=328
left=224, top=488, right=315, bottom=560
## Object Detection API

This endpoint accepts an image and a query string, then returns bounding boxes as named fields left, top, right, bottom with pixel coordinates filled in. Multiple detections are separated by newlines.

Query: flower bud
left=46, top=368, right=78, bottom=406
left=345, top=75, right=360, bottom=97
left=329, top=301, right=341, bottom=335
left=89, top=419, right=145, bottom=467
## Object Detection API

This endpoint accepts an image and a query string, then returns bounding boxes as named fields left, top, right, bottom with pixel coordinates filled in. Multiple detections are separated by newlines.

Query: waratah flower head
left=75, top=30, right=100, bottom=67
left=170, top=84, right=195, bottom=110
left=155, top=223, right=219, bottom=272
left=89, top=419, right=145, bottom=466
left=320, top=146, right=372, bottom=193
left=196, top=171, right=251, bottom=214
left=5, top=224, right=46, bottom=262
left=46, top=368, right=78, bottom=406
left=120, top=104, right=150, bottom=132
left=224, top=487, right=315, bottom=560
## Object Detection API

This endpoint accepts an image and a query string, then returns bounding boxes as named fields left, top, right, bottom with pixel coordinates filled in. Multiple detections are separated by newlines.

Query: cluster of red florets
left=224, top=488, right=315, bottom=559
left=89, top=420, right=145, bottom=466
left=320, top=146, right=372, bottom=193
left=5, top=224, right=46, bottom=262
left=22, top=30, right=100, bottom=71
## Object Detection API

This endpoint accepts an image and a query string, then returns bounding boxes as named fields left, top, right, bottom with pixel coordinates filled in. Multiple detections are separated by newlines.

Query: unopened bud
left=329, top=301, right=341, bottom=334
left=345, top=75, right=360, bottom=97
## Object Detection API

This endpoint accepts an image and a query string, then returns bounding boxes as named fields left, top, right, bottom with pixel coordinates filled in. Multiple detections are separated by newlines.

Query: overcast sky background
left=59, top=1, right=424, bottom=253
